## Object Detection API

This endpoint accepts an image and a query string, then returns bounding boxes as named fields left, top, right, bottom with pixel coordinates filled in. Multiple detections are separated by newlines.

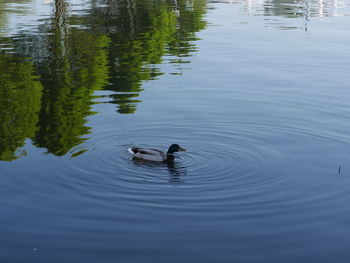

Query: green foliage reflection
left=94, top=0, right=207, bottom=113
left=0, top=53, right=42, bottom=161
left=0, top=0, right=207, bottom=160
left=33, top=26, right=110, bottom=156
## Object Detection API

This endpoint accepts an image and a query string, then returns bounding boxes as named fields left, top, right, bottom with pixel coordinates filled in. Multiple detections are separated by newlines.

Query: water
left=1, top=0, right=350, bottom=262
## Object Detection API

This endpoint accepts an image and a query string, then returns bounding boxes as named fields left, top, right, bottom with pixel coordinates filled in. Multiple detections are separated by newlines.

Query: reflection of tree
left=0, top=52, right=42, bottom=161
left=167, top=0, right=206, bottom=57
left=0, top=0, right=206, bottom=161
left=108, top=9, right=176, bottom=113
left=92, top=0, right=206, bottom=113
left=32, top=1, right=110, bottom=156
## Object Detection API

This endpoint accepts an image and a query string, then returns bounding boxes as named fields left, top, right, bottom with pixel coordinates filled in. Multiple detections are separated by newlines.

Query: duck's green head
left=167, top=144, right=186, bottom=155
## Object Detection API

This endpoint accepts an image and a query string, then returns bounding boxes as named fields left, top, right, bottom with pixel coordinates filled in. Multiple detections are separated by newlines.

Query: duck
left=128, top=144, right=186, bottom=162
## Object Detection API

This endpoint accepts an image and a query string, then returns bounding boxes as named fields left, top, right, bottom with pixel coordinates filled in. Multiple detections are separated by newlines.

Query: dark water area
left=1, top=0, right=350, bottom=262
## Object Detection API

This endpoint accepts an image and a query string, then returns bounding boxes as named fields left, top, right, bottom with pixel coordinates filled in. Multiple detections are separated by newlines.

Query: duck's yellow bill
left=179, top=147, right=186, bottom=152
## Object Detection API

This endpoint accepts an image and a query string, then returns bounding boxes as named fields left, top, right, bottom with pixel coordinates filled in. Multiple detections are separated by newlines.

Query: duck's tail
left=128, top=148, right=137, bottom=155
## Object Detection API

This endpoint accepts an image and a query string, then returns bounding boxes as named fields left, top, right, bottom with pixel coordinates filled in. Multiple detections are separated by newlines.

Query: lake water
left=1, top=0, right=350, bottom=262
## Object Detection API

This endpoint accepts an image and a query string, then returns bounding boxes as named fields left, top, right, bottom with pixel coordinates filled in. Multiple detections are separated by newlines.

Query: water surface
left=1, top=0, right=350, bottom=262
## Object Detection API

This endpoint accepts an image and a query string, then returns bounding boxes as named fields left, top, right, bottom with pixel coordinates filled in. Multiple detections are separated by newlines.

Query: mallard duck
left=128, top=144, right=186, bottom=162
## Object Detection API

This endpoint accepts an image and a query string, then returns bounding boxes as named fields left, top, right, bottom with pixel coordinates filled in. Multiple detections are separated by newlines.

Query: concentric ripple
left=52, top=118, right=350, bottom=218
